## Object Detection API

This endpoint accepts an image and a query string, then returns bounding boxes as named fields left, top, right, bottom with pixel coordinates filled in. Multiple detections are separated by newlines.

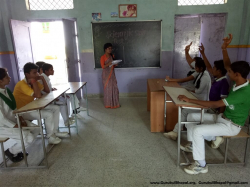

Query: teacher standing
left=100, top=43, right=120, bottom=109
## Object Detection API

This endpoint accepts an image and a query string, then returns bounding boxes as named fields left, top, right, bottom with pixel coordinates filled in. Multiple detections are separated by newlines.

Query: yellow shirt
left=13, top=78, right=44, bottom=109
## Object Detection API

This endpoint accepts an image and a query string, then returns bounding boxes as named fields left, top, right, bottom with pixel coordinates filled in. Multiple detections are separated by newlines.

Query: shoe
left=24, top=120, right=37, bottom=127
left=69, top=117, right=75, bottom=121
left=4, top=149, right=24, bottom=163
left=55, top=132, right=69, bottom=138
left=64, top=119, right=75, bottom=126
left=48, top=136, right=61, bottom=144
left=163, top=131, right=177, bottom=141
left=71, top=113, right=84, bottom=119
left=17, top=152, right=29, bottom=158
left=184, top=161, right=208, bottom=175
left=211, top=136, right=224, bottom=149
left=78, top=107, right=87, bottom=111
left=72, top=109, right=80, bottom=114
left=180, top=143, right=193, bottom=152
left=69, top=118, right=75, bottom=124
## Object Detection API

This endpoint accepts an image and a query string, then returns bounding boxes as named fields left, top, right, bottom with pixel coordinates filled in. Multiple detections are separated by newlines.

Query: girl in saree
left=100, top=43, right=120, bottom=109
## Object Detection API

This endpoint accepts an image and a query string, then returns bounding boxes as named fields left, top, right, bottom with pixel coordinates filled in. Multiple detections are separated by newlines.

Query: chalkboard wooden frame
left=91, top=20, right=162, bottom=69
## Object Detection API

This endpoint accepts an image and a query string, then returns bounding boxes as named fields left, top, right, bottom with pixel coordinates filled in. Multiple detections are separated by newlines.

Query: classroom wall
left=0, top=4, right=17, bottom=91
left=0, top=0, right=249, bottom=93
left=0, top=7, right=8, bottom=52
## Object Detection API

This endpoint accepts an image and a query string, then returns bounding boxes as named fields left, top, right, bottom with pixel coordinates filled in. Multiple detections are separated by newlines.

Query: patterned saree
left=102, top=56, right=120, bottom=108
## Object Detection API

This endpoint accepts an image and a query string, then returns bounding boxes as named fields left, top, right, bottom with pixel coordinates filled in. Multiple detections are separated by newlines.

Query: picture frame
left=111, top=12, right=118, bottom=17
left=119, top=4, right=137, bottom=18
left=92, top=13, right=102, bottom=21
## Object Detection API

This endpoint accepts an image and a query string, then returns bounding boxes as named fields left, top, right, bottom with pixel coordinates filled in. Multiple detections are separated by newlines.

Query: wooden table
left=62, top=82, right=89, bottom=134
left=12, top=87, right=70, bottom=169
left=147, top=79, right=180, bottom=132
left=163, top=86, right=206, bottom=167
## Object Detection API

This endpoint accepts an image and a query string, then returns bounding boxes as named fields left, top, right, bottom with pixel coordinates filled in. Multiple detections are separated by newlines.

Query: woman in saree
left=100, top=43, right=120, bottom=109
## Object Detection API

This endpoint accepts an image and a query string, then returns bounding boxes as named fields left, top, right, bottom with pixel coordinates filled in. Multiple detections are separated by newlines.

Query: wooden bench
left=222, top=129, right=250, bottom=165
left=0, top=137, right=9, bottom=168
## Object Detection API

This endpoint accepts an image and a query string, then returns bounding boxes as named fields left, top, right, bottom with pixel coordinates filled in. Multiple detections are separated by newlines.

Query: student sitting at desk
left=178, top=34, right=250, bottom=175
left=13, top=63, right=68, bottom=145
left=183, top=42, right=201, bottom=91
left=164, top=43, right=229, bottom=141
left=0, top=68, right=39, bottom=162
left=41, top=63, right=75, bottom=126
left=164, top=55, right=211, bottom=140
left=40, top=62, right=86, bottom=118
left=36, top=61, right=45, bottom=75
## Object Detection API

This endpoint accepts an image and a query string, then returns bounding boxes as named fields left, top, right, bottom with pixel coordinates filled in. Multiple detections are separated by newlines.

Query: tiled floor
left=0, top=97, right=250, bottom=187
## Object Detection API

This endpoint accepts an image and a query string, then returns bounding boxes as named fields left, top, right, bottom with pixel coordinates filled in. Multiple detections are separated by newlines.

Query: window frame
left=25, top=0, right=74, bottom=11
left=178, top=0, right=227, bottom=6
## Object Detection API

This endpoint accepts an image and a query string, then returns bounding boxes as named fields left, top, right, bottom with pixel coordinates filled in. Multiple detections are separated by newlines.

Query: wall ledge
left=228, top=45, right=250, bottom=48
left=0, top=51, right=14, bottom=55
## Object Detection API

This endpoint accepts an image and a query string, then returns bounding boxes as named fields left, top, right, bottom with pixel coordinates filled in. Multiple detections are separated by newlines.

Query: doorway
left=30, top=21, right=68, bottom=85
left=31, top=21, right=68, bottom=85
left=10, top=19, right=81, bottom=84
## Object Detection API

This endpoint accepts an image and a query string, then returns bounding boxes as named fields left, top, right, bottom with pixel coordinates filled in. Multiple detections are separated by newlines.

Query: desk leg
left=85, top=84, right=89, bottom=116
left=16, top=114, right=28, bottom=167
left=147, top=82, right=150, bottom=111
left=201, top=109, right=204, bottom=123
left=37, top=110, right=48, bottom=168
left=1, top=142, right=7, bottom=167
left=73, top=94, right=78, bottom=134
left=64, top=93, right=71, bottom=136
left=177, top=106, right=181, bottom=167
left=164, top=92, right=167, bottom=131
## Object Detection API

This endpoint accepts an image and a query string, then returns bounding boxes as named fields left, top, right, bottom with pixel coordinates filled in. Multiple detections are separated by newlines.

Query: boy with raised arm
left=178, top=34, right=250, bottom=175
left=164, top=42, right=229, bottom=142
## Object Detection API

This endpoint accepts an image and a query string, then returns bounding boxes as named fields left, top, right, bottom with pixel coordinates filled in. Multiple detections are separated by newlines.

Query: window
left=178, top=0, right=226, bottom=6
left=26, top=0, right=74, bottom=10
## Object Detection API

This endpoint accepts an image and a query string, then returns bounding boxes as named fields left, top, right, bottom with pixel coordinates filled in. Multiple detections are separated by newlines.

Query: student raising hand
left=185, top=42, right=193, bottom=52
left=199, top=43, right=205, bottom=54
left=185, top=42, right=194, bottom=68
left=185, top=42, right=192, bottom=52
left=221, top=34, right=233, bottom=70
left=199, top=43, right=213, bottom=75
left=221, top=34, right=233, bottom=49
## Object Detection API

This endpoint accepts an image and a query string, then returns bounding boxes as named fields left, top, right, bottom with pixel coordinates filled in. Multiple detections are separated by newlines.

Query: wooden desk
left=13, top=87, right=69, bottom=169
left=14, top=87, right=70, bottom=114
left=147, top=79, right=180, bottom=132
left=163, top=86, right=206, bottom=167
left=66, top=82, right=87, bottom=94
left=60, top=82, right=88, bottom=134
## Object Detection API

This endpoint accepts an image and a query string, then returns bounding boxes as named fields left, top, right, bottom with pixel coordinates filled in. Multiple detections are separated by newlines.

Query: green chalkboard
left=92, top=21, right=161, bottom=68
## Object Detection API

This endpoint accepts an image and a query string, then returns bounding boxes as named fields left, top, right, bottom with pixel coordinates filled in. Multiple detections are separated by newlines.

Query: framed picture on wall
left=111, top=12, right=118, bottom=17
left=119, top=4, right=137, bottom=18
left=92, top=13, right=102, bottom=21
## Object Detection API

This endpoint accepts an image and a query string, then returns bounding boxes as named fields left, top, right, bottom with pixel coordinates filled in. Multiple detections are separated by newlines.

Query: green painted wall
left=0, top=4, right=8, bottom=51
left=0, top=0, right=249, bottom=52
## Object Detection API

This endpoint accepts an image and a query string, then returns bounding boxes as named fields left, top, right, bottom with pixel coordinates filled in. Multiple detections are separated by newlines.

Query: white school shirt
left=191, top=70, right=211, bottom=101
left=0, top=88, right=16, bottom=129
left=182, top=61, right=196, bottom=91
left=40, top=73, right=52, bottom=94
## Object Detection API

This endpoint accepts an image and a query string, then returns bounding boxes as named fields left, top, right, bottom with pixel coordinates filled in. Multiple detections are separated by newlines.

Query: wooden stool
left=0, top=137, right=9, bottom=168
left=222, top=129, right=250, bottom=165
